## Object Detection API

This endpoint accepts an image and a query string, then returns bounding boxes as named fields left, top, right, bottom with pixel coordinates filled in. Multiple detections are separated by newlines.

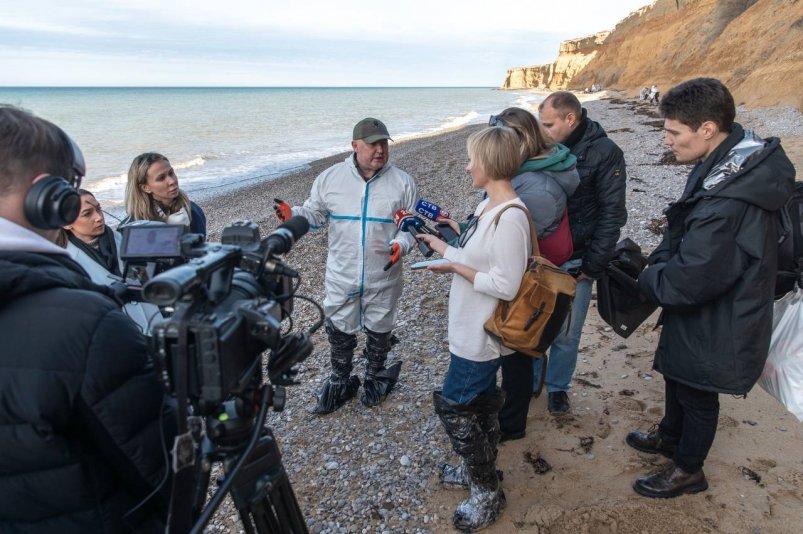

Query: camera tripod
left=206, top=428, right=307, bottom=534
left=170, top=385, right=309, bottom=534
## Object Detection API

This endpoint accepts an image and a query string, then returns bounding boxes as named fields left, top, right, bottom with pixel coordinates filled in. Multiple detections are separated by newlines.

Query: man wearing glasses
left=274, top=118, right=417, bottom=414
left=534, top=91, right=628, bottom=414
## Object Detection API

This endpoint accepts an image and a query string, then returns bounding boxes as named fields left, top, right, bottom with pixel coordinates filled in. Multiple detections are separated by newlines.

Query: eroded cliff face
left=503, top=31, right=609, bottom=90
left=504, top=0, right=803, bottom=110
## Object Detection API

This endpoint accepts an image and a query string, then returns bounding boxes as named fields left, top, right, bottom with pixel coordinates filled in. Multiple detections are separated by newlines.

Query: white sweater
left=443, top=198, right=531, bottom=361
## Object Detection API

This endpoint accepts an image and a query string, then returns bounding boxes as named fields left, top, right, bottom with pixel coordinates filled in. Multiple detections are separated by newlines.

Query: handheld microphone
left=415, top=199, right=451, bottom=222
left=393, top=209, right=422, bottom=232
left=393, top=209, right=434, bottom=257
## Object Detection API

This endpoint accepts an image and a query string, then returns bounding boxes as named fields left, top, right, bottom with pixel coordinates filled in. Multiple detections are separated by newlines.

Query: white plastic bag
left=758, top=289, right=803, bottom=421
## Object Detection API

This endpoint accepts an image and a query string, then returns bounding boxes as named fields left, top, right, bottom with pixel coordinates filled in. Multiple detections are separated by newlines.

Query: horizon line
left=0, top=85, right=503, bottom=90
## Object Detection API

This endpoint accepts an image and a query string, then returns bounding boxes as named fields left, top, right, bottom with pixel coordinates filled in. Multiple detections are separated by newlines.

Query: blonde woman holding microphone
left=418, top=125, right=531, bottom=532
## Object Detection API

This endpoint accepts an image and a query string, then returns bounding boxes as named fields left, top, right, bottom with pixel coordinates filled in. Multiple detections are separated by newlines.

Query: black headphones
left=23, top=127, right=86, bottom=230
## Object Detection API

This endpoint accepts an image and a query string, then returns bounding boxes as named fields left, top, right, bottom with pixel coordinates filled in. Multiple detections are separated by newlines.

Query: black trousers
left=658, top=376, right=720, bottom=473
left=497, top=352, right=534, bottom=434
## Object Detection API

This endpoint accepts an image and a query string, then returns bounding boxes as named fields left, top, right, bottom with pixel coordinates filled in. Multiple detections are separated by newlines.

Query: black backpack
left=775, top=181, right=803, bottom=298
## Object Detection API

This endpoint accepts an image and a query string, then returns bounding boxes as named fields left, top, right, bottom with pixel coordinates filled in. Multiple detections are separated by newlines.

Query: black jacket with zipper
left=638, top=124, right=796, bottom=394
left=564, top=109, right=628, bottom=278
left=0, top=251, right=172, bottom=533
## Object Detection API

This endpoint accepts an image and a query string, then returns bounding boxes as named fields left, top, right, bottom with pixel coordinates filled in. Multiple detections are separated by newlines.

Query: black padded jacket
left=0, top=251, right=172, bottom=533
left=564, top=110, right=628, bottom=278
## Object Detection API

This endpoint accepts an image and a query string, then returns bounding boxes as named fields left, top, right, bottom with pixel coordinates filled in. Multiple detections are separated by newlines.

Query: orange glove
left=383, top=242, right=402, bottom=271
left=273, top=198, right=292, bottom=222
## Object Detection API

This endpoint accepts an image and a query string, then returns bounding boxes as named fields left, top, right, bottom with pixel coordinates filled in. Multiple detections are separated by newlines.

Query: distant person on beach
left=417, top=126, right=530, bottom=532
left=122, top=152, right=207, bottom=237
left=273, top=118, right=417, bottom=414
left=535, top=91, right=627, bottom=414
left=487, top=107, right=579, bottom=441
left=629, top=78, right=795, bottom=498
left=0, top=105, right=173, bottom=532
left=640, top=86, right=649, bottom=101
left=649, top=84, right=659, bottom=104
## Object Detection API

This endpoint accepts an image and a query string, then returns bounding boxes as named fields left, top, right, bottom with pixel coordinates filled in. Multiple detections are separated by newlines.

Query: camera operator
left=0, top=105, right=173, bottom=532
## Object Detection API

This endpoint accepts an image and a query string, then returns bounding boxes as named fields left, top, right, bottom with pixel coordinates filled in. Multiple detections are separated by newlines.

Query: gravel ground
left=189, top=94, right=801, bottom=533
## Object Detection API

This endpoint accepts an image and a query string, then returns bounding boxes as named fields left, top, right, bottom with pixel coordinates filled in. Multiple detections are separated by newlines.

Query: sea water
left=0, top=87, right=543, bottom=216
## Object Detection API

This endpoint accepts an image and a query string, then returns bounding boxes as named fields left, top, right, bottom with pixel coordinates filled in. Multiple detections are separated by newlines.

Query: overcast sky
left=1, top=0, right=651, bottom=87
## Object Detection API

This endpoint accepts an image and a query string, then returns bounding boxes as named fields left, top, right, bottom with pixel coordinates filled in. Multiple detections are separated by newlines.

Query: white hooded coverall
left=292, top=154, right=417, bottom=334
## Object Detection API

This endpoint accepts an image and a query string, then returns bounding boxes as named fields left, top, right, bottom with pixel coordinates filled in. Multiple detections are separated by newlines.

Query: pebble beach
left=198, top=93, right=803, bottom=534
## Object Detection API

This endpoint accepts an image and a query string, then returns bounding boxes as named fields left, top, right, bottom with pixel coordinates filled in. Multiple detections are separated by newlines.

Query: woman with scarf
left=123, top=152, right=207, bottom=237
left=488, top=107, right=580, bottom=442
left=61, top=189, right=161, bottom=332
left=62, top=189, right=122, bottom=279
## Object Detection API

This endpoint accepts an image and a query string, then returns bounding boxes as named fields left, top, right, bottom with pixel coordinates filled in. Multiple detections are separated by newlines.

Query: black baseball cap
left=353, top=118, right=392, bottom=143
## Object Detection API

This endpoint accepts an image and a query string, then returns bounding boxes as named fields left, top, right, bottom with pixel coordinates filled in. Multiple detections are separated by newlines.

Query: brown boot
left=633, top=461, right=708, bottom=498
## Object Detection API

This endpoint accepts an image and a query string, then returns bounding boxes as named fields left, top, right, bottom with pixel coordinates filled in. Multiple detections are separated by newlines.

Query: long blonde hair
left=125, top=152, right=192, bottom=223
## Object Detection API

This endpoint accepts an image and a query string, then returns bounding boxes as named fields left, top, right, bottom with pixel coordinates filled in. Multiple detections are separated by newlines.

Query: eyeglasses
left=458, top=215, right=480, bottom=248
left=488, top=115, right=505, bottom=127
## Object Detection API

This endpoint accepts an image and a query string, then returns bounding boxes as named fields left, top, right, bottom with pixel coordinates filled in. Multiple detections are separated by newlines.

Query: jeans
left=659, top=376, right=720, bottom=473
left=442, top=353, right=501, bottom=405
left=533, top=258, right=594, bottom=393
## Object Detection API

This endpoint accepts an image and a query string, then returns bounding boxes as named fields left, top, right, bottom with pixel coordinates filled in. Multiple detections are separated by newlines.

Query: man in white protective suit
left=274, top=118, right=418, bottom=414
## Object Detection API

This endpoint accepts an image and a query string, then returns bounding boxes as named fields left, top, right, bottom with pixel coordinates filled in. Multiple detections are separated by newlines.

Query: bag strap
left=491, top=203, right=540, bottom=257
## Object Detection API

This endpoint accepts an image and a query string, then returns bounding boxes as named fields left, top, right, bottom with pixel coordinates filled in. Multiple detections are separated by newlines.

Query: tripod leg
left=226, top=431, right=308, bottom=534
left=246, top=475, right=308, bottom=534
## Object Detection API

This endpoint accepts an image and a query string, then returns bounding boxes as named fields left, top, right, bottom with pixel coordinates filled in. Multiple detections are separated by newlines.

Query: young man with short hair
left=629, top=78, right=795, bottom=498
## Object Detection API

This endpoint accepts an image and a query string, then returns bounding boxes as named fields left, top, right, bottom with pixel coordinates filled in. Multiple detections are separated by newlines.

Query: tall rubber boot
left=313, top=320, right=360, bottom=414
left=438, top=389, right=505, bottom=490
left=360, top=329, right=402, bottom=407
left=433, top=391, right=505, bottom=532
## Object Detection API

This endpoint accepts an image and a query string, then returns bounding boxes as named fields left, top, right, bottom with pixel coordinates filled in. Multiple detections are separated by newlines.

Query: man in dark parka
left=628, top=78, right=796, bottom=498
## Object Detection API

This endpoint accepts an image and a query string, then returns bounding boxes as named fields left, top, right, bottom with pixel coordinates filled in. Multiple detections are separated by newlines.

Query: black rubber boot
left=433, top=391, right=505, bottom=532
left=360, top=329, right=402, bottom=407
left=438, top=389, right=505, bottom=490
left=313, top=320, right=360, bottom=415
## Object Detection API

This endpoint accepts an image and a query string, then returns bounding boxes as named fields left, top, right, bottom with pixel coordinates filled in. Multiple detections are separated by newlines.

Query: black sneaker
left=547, top=391, right=570, bottom=414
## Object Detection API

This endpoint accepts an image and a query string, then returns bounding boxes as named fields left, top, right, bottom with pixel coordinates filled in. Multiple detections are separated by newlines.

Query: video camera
left=118, top=215, right=319, bottom=533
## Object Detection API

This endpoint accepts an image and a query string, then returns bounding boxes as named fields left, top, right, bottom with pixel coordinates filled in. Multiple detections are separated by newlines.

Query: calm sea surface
left=0, top=87, right=543, bottom=216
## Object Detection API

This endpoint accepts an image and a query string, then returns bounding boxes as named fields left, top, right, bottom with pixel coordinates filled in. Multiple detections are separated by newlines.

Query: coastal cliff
left=502, top=0, right=803, bottom=110
left=503, top=31, right=610, bottom=91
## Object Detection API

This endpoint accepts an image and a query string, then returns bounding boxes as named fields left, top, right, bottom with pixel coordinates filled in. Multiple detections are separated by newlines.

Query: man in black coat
left=629, top=78, right=796, bottom=498
left=0, top=105, right=172, bottom=532
left=532, top=91, right=628, bottom=414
